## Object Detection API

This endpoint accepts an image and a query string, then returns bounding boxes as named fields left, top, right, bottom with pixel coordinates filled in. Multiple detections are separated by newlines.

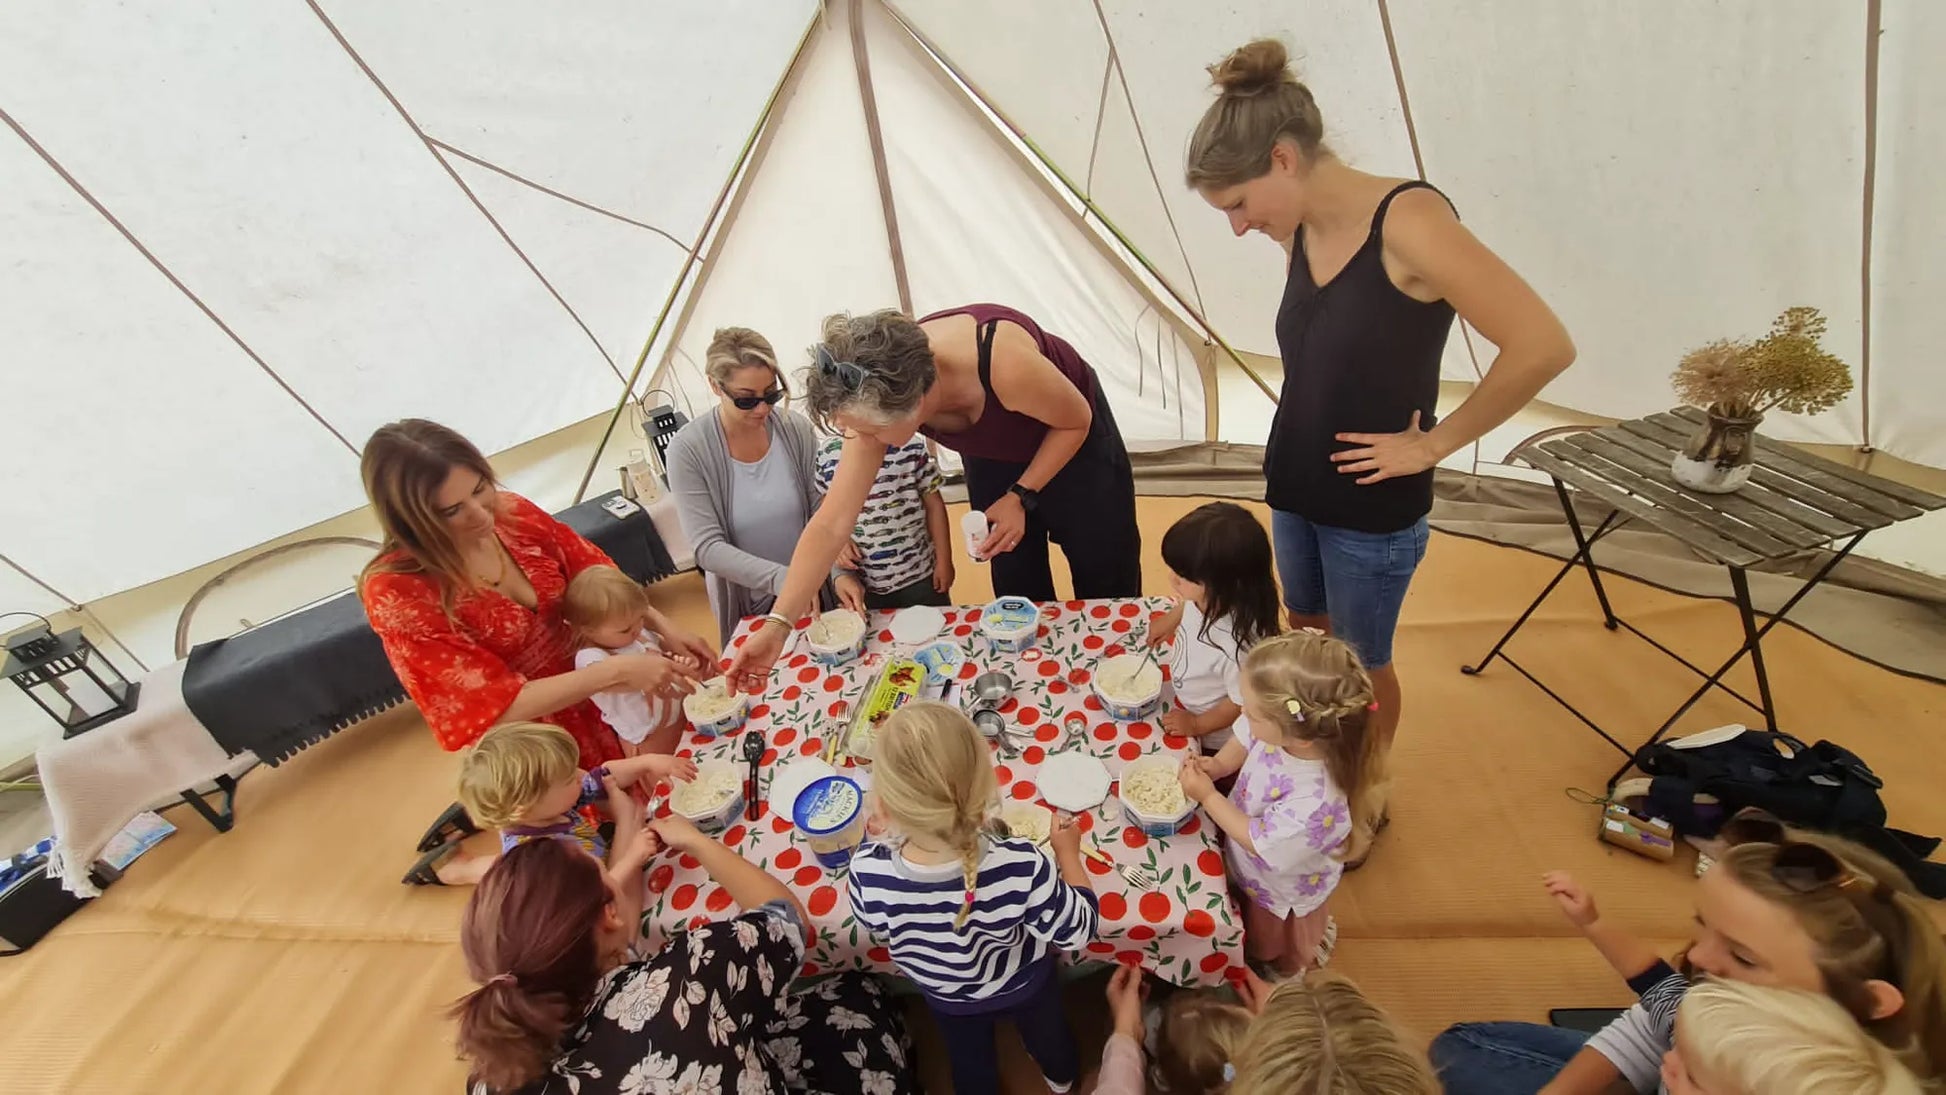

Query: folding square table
left=1462, top=406, right=1945, bottom=786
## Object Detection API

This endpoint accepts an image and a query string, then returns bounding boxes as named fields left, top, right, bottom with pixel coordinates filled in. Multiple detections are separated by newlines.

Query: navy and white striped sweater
left=845, top=836, right=1099, bottom=1013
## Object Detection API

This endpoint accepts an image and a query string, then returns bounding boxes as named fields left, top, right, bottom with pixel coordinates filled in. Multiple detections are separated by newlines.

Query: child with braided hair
left=1181, top=630, right=1385, bottom=975
left=845, top=702, right=1099, bottom=1095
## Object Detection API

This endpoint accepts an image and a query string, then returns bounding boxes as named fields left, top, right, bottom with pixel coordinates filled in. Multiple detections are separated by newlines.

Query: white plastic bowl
left=1092, top=653, right=1163, bottom=721
left=682, top=680, right=748, bottom=740
left=671, top=759, right=744, bottom=833
left=1118, top=754, right=1196, bottom=837
left=807, top=609, right=867, bottom=666
left=979, top=596, right=1040, bottom=654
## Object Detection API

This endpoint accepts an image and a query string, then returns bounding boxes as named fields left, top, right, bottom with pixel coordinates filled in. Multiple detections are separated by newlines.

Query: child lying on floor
left=412, top=721, right=695, bottom=886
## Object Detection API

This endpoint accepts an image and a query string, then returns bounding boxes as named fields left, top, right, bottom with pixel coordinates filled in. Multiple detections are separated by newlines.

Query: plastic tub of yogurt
left=1092, top=653, right=1163, bottom=721
left=793, top=775, right=866, bottom=869
left=807, top=609, right=867, bottom=666
left=979, top=596, right=1040, bottom=654
left=682, top=678, right=748, bottom=740
left=1118, top=754, right=1196, bottom=837
left=670, top=760, right=745, bottom=833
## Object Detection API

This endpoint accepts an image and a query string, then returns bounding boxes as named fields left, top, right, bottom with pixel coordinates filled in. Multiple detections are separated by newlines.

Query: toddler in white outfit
left=563, top=566, right=697, bottom=757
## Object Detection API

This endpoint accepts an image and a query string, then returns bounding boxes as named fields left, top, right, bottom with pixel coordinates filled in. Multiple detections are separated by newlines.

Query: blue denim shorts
left=1270, top=510, right=1429, bottom=669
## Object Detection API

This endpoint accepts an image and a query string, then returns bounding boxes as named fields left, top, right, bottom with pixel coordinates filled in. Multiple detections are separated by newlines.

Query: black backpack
left=1632, top=729, right=1946, bottom=899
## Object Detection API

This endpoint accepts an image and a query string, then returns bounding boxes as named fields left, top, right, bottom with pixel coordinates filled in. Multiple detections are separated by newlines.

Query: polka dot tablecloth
left=641, top=598, right=1246, bottom=988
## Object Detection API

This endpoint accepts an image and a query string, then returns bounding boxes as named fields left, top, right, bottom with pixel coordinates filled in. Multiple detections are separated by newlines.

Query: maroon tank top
left=916, top=303, right=1097, bottom=463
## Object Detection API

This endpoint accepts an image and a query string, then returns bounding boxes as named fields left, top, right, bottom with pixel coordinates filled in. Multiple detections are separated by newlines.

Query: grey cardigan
left=666, top=408, right=842, bottom=644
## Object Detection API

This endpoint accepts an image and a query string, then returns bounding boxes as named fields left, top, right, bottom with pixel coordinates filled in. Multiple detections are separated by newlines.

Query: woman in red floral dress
left=358, top=420, right=713, bottom=880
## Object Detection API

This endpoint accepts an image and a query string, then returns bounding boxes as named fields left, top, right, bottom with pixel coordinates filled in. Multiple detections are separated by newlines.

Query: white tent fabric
left=648, top=2, right=1210, bottom=447
left=1, top=0, right=1942, bottom=616
left=1868, top=0, right=1946, bottom=469
left=0, top=0, right=814, bottom=603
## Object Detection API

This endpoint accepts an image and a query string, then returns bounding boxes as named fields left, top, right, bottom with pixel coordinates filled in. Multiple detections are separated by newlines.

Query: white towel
left=36, top=659, right=256, bottom=897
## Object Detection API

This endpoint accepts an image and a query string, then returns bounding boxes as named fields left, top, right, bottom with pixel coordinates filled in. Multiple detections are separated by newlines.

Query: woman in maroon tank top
left=1185, top=40, right=1575, bottom=862
left=721, top=305, right=1142, bottom=693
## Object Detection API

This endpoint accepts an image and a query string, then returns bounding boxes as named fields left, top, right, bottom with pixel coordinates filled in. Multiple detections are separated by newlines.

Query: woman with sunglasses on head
left=1431, top=825, right=1946, bottom=1094
left=722, top=305, right=1142, bottom=693
left=666, top=327, right=868, bottom=645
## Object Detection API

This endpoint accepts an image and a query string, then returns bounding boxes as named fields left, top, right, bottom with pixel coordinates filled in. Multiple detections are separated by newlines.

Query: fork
left=1083, top=839, right=1156, bottom=890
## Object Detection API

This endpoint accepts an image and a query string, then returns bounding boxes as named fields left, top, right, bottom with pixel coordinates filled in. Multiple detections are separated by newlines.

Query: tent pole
left=572, top=14, right=822, bottom=504
left=1856, top=0, right=1882, bottom=458
left=883, top=3, right=1277, bottom=410
left=851, top=0, right=914, bottom=315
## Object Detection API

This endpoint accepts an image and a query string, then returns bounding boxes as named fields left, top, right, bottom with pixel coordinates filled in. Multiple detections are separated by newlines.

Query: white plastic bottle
left=960, top=510, right=989, bottom=561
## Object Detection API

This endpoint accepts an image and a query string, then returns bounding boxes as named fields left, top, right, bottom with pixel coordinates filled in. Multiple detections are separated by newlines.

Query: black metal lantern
left=2, top=614, right=140, bottom=738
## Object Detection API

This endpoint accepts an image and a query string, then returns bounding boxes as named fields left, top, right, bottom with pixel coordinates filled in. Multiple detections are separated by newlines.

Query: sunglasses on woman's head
left=727, top=388, right=785, bottom=411
left=814, top=346, right=868, bottom=393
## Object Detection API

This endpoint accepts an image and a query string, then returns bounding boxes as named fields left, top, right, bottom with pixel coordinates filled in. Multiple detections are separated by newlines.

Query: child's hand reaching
left=1145, top=613, right=1178, bottom=649
left=1105, top=964, right=1149, bottom=1040
left=1049, top=813, right=1083, bottom=858
left=1158, top=704, right=1200, bottom=738
left=648, top=754, right=699, bottom=786
left=1178, top=756, right=1216, bottom=802
left=1544, top=870, right=1600, bottom=928
left=610, top=819, right=665, bottom=877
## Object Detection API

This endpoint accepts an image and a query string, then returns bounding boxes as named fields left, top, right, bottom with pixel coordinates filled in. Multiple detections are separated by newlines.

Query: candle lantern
left=2, top=614, right=140, bottom=738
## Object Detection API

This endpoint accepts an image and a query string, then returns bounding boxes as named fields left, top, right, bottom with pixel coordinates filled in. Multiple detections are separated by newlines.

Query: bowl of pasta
left=1117, top=754, right=1196, bottom=836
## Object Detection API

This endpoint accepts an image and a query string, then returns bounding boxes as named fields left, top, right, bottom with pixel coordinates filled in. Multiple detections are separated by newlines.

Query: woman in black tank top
left=1185, top=41, right=1575, bottom=859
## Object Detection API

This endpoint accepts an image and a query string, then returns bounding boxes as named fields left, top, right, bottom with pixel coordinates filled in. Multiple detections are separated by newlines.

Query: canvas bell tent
left=3, top=0, right=1944, bottom=768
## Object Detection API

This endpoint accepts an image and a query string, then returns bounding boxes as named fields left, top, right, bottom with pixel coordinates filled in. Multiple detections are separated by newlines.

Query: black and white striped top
left=846, top=836, right=1099, bottom=1013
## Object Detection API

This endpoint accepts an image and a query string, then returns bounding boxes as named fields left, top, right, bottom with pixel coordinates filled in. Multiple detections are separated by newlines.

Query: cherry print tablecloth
left=640, top=599, right=1247, bottom=988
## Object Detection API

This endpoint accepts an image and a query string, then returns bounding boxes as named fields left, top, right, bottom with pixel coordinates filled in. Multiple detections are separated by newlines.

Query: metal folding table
left=1462, top=406, right=1945, bottom=785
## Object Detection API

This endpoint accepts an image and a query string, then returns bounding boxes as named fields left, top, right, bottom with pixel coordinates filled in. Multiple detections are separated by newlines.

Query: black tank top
left=1265, top=181, right=1456, bottom=533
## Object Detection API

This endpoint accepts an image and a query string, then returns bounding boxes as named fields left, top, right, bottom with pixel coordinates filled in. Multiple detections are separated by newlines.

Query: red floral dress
left=362, top=493, right=623, bottom=769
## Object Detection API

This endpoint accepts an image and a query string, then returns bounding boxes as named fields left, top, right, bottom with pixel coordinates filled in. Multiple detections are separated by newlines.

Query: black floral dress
left=484, top=903, right=914, bottom=1095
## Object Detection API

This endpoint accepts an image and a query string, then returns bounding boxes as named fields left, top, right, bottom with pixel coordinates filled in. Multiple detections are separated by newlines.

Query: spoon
left=741, top=731, right=765, bottom=821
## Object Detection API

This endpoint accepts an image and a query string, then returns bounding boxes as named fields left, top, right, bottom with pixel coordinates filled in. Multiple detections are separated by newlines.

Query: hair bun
left=1208, top=38, right=1295, bottom=97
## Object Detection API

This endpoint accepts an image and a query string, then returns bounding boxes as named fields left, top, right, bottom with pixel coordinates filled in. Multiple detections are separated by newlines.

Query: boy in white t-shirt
left=563, top=566, right=700, bottom=756
left=1144, top=502, right=1283, bottom=754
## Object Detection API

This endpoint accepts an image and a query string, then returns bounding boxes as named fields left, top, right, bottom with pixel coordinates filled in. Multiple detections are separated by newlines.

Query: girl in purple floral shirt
left=1180, top=630, right=1384, bottom=975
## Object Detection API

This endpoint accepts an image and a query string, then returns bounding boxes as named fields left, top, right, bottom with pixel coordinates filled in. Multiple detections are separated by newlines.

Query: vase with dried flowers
left=1668, top=306, right=1853, bottom=493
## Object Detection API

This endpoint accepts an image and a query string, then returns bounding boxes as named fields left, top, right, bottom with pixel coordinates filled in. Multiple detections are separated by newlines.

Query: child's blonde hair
left=870, top=701, right=997, bottom=931
left=1153, top=991, right=1254, bottom=1094
left=1678, top=979, right=1925, bottom=1095
left=1230, top=970, right=1438, bottom=1095
left=561, top=565, right=650, bottom=634
left=457, top=722, right=580, bottom=829
left=1240, top=631, right=1384, bottom=862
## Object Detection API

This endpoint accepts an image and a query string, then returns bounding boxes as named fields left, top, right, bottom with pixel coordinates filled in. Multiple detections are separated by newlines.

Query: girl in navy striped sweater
left=846, top=702, right=1100, bottom=1095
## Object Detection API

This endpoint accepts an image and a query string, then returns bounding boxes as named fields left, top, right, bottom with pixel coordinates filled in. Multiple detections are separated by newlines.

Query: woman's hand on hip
left=977, top=491, right=1028, bottom=557
left=610, top=652, right=700, bottom=698
left=835, top=574, right=867, bottom=615
left=1333, top=410, right=1443, bottom=484
left=724, top=625, right=784, bottom=695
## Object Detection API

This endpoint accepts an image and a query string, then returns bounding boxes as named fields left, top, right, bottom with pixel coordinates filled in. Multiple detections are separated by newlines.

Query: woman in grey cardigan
left=667, top=327, right=865, bottom=645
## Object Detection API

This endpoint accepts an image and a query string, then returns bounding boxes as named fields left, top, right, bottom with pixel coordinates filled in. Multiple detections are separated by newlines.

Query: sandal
left=402, top=841, right=463, bottom=886
left=416, top=802, right=481, bottom=853
left=1311, top=916, right=1339, bottom=969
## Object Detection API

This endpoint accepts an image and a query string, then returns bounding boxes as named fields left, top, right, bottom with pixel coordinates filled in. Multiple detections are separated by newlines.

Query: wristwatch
left=1008, top=484, right=1040, bottom=513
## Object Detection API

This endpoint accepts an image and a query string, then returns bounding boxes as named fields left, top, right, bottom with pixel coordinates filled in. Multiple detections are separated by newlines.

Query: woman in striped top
left=845, top=702, right=1099, bottom=1095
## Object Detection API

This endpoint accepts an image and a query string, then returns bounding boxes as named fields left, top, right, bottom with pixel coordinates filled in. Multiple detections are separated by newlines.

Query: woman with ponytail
left=453, top=819, right=914, bottom=1094
left=845, top=702, right=1100, bottom=1095
left=1185, top=39, right=1576, bottom=857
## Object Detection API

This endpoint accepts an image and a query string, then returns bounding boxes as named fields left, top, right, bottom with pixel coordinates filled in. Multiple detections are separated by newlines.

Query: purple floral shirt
left=1223, top=730, right=1349, bottom=917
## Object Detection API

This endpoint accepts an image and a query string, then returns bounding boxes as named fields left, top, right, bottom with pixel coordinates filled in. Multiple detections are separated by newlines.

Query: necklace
left=473, top=540, right=511, bottom=588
